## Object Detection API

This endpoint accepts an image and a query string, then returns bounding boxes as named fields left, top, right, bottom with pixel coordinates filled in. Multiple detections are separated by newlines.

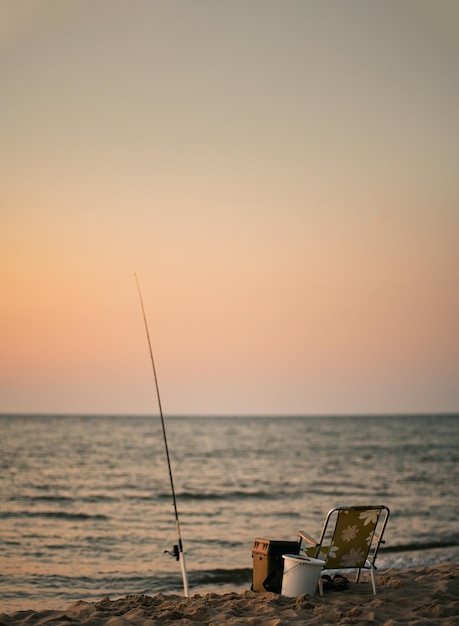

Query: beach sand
left=1, top=563, right=458, bottom=625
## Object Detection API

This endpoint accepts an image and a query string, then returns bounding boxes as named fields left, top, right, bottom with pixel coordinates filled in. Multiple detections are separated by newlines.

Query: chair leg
left=318, top=575, right=324, bottom=596
left=370, top=567, right=377, bottom=595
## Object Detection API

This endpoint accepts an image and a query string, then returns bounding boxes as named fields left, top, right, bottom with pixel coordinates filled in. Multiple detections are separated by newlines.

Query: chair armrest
left=297, top=530, right=318, bottom=546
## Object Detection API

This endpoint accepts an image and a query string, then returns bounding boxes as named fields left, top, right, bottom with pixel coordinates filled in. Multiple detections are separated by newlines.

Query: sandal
left=320, top=575, right=334, bottom=591
left=332, top=574, right=349, bottom=590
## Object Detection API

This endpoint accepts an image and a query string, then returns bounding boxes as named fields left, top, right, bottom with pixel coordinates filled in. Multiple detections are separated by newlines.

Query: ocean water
left=1, top=414, right=458, bottom=612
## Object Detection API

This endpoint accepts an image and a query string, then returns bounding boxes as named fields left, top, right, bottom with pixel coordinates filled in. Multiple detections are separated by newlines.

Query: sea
left=1, top=414, right=458, bottom=613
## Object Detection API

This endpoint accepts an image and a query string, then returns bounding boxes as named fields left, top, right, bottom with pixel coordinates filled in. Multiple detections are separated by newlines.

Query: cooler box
left=252, top=538, right=300, bottom=593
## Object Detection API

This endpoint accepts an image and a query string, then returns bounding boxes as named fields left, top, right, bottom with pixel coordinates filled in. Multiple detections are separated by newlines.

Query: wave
left=4, top=488, right=395, bottom=506
left=8, top=494, right=120, bottom=504
left=8, top=495, right=75, bottom=503
left=0, top=510, right=109, bottom=521
left=381, top=540, right=459, bottom=554
left=158, top=490, right=282, bottom=501
left=189, top=568, right=252, bottom=588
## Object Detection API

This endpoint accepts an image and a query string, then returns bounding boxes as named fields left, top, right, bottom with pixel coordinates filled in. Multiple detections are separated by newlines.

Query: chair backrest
left=315, top=505, right=389, bottom=569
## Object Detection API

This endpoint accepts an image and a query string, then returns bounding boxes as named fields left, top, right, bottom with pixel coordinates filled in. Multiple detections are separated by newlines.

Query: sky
left=1, top=0, right=458, bottom=416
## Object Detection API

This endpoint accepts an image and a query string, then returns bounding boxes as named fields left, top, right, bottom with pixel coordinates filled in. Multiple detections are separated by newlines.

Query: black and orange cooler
left=252, top=538, right=301, bottom=593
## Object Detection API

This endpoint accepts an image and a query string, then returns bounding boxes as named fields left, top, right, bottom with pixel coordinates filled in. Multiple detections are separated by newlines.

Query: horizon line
left=1, top=411, right=458, bottom=419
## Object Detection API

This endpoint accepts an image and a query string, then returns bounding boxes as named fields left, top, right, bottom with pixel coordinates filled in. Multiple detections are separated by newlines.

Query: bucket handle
left=284, top=557, right=313, bottom=574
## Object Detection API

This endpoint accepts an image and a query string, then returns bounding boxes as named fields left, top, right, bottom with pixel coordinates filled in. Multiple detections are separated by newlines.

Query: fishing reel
left=164, top=544, right=180, bottom=561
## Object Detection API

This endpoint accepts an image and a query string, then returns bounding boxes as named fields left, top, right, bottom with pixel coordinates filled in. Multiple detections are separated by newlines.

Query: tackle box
left=252, top=538, right=300, bottom=593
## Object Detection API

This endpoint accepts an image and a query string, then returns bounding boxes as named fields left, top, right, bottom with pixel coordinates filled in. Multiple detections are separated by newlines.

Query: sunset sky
left=2, top=0, right=458, bottom=416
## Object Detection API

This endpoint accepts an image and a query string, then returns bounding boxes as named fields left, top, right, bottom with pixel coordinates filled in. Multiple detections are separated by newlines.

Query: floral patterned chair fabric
left=298, top=505, right=390, bottom=595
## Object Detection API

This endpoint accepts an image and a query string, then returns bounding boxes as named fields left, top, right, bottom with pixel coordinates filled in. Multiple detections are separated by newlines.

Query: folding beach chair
left=298, top=505, right=390, bottom=595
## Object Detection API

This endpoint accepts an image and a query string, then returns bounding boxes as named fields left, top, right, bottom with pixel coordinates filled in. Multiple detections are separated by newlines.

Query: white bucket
left=281, top=554, right=325, bottom=597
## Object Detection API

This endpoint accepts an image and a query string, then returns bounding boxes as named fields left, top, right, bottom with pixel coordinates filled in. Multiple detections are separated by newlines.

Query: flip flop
left=320, top=574, right=349, bottom=592
left=320, top=575, right=334, bottom=591
left=332, top=574, right=349, bottom=590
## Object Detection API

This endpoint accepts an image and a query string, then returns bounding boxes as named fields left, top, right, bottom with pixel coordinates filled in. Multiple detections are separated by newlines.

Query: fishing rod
left=134, top=274, right=190, bottom=598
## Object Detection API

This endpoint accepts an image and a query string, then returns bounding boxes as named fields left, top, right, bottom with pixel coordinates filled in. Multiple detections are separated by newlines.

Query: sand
left=1, top=563, right=458, bottom=625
